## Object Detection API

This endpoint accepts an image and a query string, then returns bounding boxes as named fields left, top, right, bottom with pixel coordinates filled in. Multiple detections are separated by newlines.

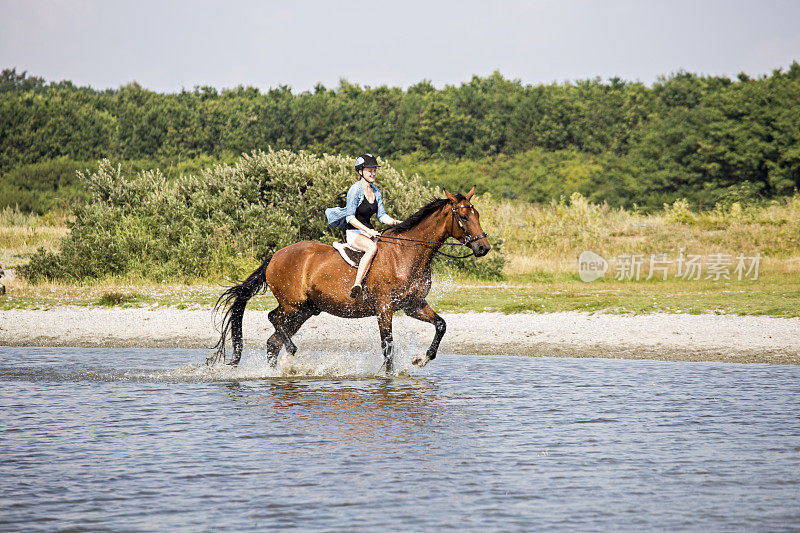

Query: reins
left=375, top=203, right=487, bottom=259
left=377, top=233, right=477, bottom=258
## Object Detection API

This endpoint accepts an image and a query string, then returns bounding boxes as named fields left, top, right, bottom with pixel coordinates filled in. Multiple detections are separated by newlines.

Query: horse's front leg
left=376, top=304, right=394, bottom=374
left=404, top=300, right=446, bottom=368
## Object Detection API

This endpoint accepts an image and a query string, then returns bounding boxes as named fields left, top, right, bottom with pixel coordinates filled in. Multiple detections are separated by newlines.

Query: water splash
left=171, top=345, right=415, bottom=381
left=187, top=325, right=424, bottom=381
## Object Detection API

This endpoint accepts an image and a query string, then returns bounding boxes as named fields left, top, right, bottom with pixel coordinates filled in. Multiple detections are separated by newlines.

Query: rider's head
left=354, top=153, right=380, bottom=181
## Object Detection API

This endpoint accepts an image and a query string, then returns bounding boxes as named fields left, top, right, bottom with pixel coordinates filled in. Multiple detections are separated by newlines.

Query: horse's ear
left=444, top=190, right=458, bottom=203
left=465, top=185, right=476, bottom=201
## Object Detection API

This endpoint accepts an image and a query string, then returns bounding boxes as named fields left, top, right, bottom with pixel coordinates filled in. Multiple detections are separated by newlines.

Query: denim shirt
left=325, top=181, right=389, bottom=229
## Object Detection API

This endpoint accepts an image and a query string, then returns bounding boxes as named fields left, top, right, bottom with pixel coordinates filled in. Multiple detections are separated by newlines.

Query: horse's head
left=444, top=186, right=491, bottom=257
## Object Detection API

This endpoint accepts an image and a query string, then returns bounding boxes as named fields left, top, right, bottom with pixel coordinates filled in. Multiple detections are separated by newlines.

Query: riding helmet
left=354, top=153, right=380, bottom=171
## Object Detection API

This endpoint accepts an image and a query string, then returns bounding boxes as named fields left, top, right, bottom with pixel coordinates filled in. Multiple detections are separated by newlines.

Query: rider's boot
left=350, top=283, right=362, bottom=298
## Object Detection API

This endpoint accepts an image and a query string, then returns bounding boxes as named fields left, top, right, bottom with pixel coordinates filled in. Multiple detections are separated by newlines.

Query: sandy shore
left=2, top=306, right=800, bottom=365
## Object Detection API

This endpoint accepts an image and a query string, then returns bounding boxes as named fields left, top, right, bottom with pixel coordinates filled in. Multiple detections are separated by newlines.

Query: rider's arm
left=348, top=218, right=380, bottom=236
left=380, top=215, right=401, bottom=226
left=344, top=182, right=362, bottom=223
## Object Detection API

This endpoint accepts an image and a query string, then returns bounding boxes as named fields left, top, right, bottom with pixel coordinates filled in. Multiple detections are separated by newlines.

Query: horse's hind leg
left=266, top=308, right=289, bottom=366
left=266, top=301, right=320, bottom=366
left=264, top=331, right=283, bottom=367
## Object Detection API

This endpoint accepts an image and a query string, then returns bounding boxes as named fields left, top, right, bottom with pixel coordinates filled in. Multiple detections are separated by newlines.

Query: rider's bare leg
left=349, top=234, right=377, bottom=298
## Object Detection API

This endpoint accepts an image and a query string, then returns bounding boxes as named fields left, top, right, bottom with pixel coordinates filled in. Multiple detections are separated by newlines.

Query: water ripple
left=1, top=347, right=799, bottom=530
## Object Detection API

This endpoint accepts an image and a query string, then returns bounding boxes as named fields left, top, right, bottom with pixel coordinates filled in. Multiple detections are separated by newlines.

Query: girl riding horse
left=214, top=179, right=491, bottom=373
left=325, top=153, right=401, bottom=298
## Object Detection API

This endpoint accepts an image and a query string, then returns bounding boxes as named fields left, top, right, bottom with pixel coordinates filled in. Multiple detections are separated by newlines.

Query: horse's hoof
left=350, top=284, right=362, bottom=299
left=205, top=353, right=227, bottom=366
left=412, top=353, right=429, bottom=368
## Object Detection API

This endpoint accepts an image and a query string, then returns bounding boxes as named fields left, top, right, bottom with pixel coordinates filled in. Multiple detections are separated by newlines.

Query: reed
left=476, top=193, right=800, bottom=279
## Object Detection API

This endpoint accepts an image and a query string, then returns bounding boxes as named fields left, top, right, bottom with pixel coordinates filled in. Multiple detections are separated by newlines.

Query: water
left=1, top=347, right=799, bottom=531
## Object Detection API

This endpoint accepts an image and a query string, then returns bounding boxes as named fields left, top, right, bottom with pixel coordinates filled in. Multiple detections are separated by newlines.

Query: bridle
left=376, top=201, right=488, bottom=259
left=450, top=203, right=488, bottom=246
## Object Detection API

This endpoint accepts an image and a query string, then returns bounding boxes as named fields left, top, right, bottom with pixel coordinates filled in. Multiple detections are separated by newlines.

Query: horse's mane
left=388, top=195, right=464, bottom=234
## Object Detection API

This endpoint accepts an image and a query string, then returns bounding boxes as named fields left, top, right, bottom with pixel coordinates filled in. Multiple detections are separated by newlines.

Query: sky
left=1, top=0, right=799, bottom=93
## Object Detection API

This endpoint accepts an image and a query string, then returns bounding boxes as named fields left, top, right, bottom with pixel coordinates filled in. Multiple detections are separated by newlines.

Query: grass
left=2, top=196, right=800, bottom=317
left=426, top=276, right=800, bottom=317
left=478, top=194, right=800, bottom=272
left=2, top=275, right=799, bottom=318
left=0, top=207, right=69, bottom=270
left=96, top=290, right=148, bottom=307
left=0, top=279, right=217, bottom=310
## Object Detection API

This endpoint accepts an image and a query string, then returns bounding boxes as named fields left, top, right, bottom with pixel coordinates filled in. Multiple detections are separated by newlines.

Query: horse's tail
left=212, top=255, right=272, bottom=362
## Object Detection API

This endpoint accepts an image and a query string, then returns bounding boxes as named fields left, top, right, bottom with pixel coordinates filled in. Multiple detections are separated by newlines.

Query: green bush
left=20, top=150, right=506, bottom=283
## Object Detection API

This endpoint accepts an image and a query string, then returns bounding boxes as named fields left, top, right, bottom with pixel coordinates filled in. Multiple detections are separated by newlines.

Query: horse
left=212, top=186, right=491, bottom=372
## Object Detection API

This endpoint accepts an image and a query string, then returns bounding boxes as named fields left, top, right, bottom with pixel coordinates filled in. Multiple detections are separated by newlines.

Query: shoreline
left=2, top=307, right=800, bottom=365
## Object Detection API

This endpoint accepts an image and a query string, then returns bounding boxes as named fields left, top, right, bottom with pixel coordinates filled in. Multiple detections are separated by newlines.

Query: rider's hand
left=368, top=228, right=381, bottom=238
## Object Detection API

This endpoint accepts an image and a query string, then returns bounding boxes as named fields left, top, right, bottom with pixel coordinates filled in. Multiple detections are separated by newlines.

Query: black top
left=346, top=196, right=378, bottom=231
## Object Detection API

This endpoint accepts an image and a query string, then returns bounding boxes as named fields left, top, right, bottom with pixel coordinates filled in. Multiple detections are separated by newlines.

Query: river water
left=1, top=347, right=799, bottom=531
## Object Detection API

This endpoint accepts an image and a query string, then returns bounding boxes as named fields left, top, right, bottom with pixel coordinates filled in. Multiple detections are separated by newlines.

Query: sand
left=2, top=306, right=800, bottom=365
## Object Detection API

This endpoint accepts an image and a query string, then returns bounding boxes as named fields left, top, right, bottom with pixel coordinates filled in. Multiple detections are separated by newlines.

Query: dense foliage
left=19, top=151, right=505, bottom=282
left=2, top=65, right=799, bottom=211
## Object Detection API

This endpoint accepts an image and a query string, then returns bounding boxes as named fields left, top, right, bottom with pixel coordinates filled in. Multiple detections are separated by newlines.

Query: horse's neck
left=396, top=208, right=451, bottom=271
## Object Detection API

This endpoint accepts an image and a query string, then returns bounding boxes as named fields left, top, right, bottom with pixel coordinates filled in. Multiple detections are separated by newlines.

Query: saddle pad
left=332, top=242, right=364, bottom=268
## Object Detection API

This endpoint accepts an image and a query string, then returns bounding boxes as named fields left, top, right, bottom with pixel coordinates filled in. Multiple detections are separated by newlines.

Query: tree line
left=1, top=64, right=799, bottom=211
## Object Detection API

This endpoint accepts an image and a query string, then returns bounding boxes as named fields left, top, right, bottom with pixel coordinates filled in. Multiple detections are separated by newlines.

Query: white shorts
left=346, top=229, right=371, bottom=246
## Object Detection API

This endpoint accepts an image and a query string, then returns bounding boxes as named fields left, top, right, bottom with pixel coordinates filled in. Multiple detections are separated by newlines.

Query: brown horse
left=212, top=186, right=491, bottom=372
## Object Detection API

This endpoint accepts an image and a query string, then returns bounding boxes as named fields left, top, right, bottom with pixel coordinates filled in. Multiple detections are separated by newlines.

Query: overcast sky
left=1, top=0, right=799, bottom=93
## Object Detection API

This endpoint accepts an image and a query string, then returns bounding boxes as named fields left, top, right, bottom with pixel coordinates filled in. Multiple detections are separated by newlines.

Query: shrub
left=664, top=198, right=695, bottom=224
